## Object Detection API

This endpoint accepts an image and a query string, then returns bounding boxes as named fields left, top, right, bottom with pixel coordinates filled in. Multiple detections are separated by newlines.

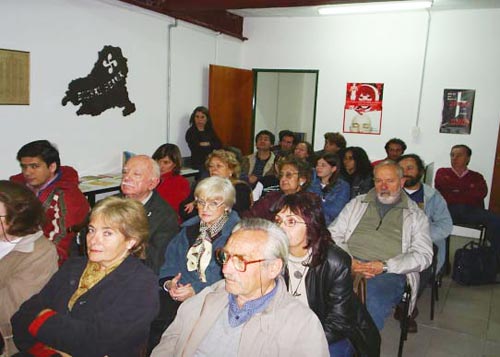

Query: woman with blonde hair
left=12, top=196, right=159, bottom=357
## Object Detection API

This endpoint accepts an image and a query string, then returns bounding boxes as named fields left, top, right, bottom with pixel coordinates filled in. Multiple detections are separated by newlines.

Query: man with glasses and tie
left=152, top=218, right=328, bottom=356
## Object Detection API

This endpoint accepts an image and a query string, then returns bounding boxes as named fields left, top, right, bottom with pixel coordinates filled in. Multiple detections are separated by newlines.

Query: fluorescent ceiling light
left=318, top=1, right=433, bottom=15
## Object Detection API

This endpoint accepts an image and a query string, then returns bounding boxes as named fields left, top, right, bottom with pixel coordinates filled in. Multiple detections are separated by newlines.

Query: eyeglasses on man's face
left=274, top=216, right=307, bottom=228
left=195, top=199, right=224, bottom=211
left=215, top=248, right=266, bottom=272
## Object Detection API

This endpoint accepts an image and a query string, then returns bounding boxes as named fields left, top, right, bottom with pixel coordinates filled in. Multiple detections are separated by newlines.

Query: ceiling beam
left=126, top=0, right=386, bottom=11
left=118, top=0, right=246, bottom=40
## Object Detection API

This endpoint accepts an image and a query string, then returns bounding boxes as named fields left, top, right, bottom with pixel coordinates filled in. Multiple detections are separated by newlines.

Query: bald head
left=121, top=155, right=160, bottom=201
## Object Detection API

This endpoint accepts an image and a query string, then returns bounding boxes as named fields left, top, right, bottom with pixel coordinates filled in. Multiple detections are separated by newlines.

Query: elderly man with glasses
left=152, top=218, right=328, bottom=357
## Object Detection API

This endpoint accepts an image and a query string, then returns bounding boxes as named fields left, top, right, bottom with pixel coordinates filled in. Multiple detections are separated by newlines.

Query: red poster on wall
left=343, top=82, right=384, bottom=135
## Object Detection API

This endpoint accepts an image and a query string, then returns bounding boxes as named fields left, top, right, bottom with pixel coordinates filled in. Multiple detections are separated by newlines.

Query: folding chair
left=397, top=283, right=412, bottom=357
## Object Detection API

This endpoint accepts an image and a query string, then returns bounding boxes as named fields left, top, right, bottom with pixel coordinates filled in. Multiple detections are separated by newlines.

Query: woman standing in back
left=185, top=106, right=222, bottom=175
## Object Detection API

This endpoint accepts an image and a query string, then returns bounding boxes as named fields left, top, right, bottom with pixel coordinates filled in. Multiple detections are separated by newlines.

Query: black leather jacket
left=285, top=242, right=380, bottom=357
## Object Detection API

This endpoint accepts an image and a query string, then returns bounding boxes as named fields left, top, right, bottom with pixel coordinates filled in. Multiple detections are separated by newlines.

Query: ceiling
left=117, top=0, right=500, bottom=40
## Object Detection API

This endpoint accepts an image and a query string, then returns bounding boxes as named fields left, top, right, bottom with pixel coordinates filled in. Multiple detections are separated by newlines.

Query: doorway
left=252, top=69, right=319, bottom=151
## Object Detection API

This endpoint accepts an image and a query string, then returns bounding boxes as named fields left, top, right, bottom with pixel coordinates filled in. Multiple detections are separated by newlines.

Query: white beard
left=377, top=190, right=401, bottom=205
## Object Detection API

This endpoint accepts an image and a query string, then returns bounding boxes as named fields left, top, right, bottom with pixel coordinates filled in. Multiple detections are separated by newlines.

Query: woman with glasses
left=244, top=156, right=310, bottom=221
left=12, top=196, right=159, bottom=357
left=308, top=152, right=350, bottom=225
left=151, top=177, right=240, bottom=350
left=275, top=192, right=380, bottom=357
left=152, top=143, right=190, bottom=221
left=340, top=146, right=374, bottom=199
left=0, top=181, right=58, bottom=356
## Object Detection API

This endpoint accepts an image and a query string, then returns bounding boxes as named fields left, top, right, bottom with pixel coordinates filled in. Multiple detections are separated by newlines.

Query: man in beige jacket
left=151, top=218, right=328, bottom=356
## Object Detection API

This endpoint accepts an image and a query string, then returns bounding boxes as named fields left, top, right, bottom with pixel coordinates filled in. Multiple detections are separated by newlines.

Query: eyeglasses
left=274, top=216, right=307, bottom=228
left=215, top=248, right=266, bottom=272
left=195, top=199, right=224, bottom=211
left=279, top=171, right=299, bottom=180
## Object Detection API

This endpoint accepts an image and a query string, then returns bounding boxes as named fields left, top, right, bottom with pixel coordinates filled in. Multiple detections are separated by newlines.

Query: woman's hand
left=168, top=273, right=196, bottom=302
left=184, top=201, right=195, bottom=214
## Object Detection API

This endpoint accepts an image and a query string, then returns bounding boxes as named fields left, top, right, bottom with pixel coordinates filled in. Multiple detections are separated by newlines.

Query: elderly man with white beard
left=121, top=155, right=178, bottom=274
left=328, top=160, right=433, bottom=330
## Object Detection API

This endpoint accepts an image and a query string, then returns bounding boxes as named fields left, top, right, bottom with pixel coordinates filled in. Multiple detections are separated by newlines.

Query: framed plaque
left=0, top=48, right=30, bottom=105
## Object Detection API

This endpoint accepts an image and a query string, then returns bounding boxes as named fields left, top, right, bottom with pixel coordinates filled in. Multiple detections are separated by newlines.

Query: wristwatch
left=382, top=261, right=388, bottom=273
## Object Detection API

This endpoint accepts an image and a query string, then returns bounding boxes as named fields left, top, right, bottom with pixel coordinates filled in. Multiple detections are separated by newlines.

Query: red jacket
left=156, top=171, right=190, bottom=222
left=10, top=166, right=90, bottom=265
left=434, top=167, right=487, bottom=208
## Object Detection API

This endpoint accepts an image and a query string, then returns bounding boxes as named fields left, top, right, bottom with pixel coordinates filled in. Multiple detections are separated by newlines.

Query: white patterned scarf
left=186, top=212, right=229, bottom=282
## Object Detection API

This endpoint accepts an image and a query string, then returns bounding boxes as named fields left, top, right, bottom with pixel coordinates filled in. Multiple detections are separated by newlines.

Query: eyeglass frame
left=274, top=216, right=307, bottom=228
left=278, top=171, right=299, bottom=180
left=194, top=198, right=225, bottom=211
left=215, top=248, right=266, bottom=272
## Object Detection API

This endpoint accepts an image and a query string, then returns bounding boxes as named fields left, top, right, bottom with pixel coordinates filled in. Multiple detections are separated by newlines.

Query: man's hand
left=351, top=259, right=385, bottom=279
left=184, top=201, right=195, bottom=214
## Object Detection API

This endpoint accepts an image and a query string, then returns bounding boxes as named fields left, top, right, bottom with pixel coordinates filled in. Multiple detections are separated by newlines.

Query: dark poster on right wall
left=440, top=88, right=475, bottom=135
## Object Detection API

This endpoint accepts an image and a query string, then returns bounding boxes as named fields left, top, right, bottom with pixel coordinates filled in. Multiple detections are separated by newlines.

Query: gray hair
left=374, top=160, right=403, bottom=179
left=195, top=176, right=236, bottom=208
left=232, top=218, right=289, bottom=268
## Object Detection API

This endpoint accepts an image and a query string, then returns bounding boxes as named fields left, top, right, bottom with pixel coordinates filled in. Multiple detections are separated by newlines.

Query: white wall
left=242, top=9, right=500, bottom=203
left=0, top=0, right=243, bottom=179
left=0, top=0, right=169, bottom=177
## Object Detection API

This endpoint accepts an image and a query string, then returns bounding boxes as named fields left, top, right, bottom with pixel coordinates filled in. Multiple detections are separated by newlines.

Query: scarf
left=186, top=212, right=229, bottom=282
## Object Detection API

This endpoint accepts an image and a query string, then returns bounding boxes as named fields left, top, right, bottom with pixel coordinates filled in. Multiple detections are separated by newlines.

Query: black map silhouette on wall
left=62, top=45, right=136, bottom=116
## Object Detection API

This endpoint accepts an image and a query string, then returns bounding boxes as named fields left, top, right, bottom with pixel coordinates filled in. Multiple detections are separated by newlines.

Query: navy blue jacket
left=12, top=256, right=159, bottom=357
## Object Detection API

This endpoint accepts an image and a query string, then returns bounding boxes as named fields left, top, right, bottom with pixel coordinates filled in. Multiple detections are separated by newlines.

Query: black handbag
left=452, top=241, right=498, bottom=285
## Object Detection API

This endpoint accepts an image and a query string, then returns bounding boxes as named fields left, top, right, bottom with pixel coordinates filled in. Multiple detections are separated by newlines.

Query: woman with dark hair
left=244, top=156, right=310, bottom=221
left=0, top=181, right=58, bottom=356
left=340, top=146, right=374, bottom=199
left=308, top=153, right=350, bottom=225
left=185, top=106, right=222, bottom=173
left=294, top=141, right=315, bottom=166
left=152, top=143, right=190, bottom=220
left=275, top=192, right=380, bottom=357
left=12, top=196, right=159, bottom=357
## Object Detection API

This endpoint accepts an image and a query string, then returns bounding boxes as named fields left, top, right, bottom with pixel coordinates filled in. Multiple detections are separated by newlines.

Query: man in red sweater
left=10, top=140, right=89, bottom=265
left=435, top=144, right=500, bottom=256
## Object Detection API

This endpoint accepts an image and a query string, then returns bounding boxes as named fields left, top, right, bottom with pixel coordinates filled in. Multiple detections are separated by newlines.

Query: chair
left=430, top=244, right=439, bottom=320
left=444, top=223, right=486, bottom=274
left=353, top=273, right=367, bottom=305
left=397, top=283, right=412, bottom=357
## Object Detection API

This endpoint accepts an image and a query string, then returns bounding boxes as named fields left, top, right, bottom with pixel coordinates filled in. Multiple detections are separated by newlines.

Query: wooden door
left=209, top=64, right=253, bottom=156
left=489, top=124, right=500, bottom=214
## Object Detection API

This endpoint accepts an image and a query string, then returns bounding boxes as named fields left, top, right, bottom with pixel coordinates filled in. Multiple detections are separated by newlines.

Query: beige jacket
left=151, top=277, right=329, bottom=357
left=242, top=152, right=276, bottom=177
left=328, top=192, right=433, bottom=313
left=0, top=232, right=58, bottom=356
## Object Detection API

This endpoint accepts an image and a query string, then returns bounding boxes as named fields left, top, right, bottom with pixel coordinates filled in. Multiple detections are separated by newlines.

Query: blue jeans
left=366, top=273, right=406, bottom=330
left=329, top=338, right=354, bottom=357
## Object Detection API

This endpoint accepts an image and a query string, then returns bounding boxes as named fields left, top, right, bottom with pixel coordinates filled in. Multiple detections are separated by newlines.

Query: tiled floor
left=380, top=235, right=500, bottom=357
